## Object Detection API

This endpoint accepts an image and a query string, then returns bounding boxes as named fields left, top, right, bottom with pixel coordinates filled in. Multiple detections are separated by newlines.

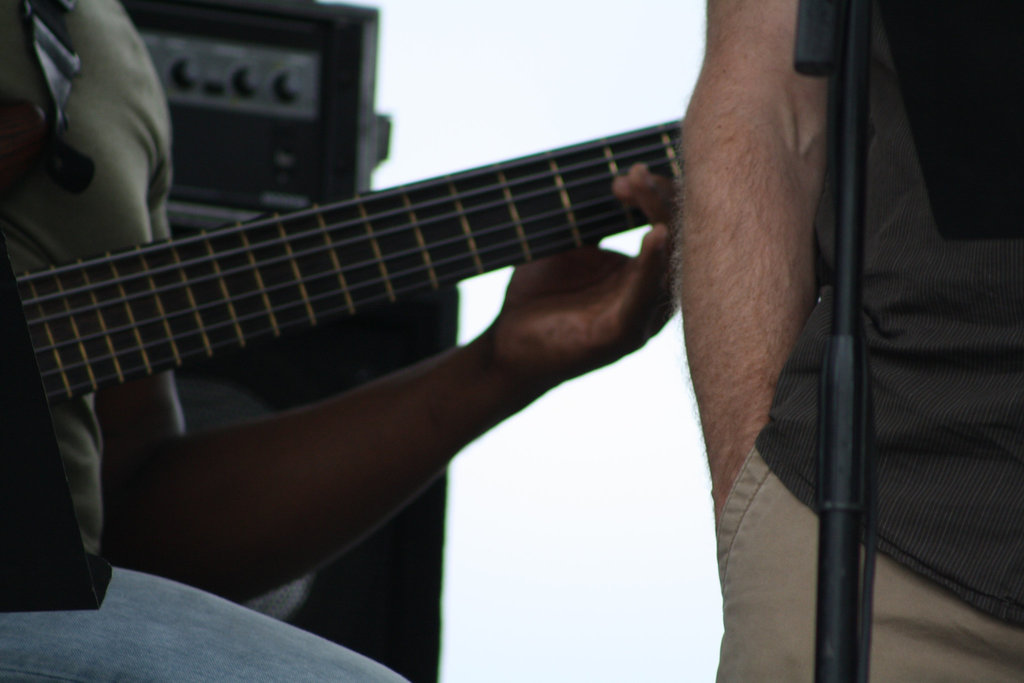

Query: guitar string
left=20, top=129, right=678, bottom=306
left=213, top=123, right=677, bottom=248
left=50, top=224, right=616, bottom=400
left=32, top=152, right=673, bottom=380
left=22, top=145, right=677, bottom=341
left=27, top=154, right=672, bottom=357
left=35, top=163, right=669, bottom=391
left=27, top=150, right=676, bottom=341
left=36, top=202, right=635, bottom=363
left=34, top=120, right=677, bottom=285
left=43, top=213, right=633, bottom=399
left=33, top=190, right=637, bottom=354
left=30, top=132, right=680, bottom=392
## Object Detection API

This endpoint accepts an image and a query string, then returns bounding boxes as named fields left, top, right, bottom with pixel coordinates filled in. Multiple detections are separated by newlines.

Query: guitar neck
left=19, top=121, right=680, bottom=403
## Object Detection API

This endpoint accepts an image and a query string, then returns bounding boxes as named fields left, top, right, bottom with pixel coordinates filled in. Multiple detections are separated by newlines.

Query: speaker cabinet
left=124, top=1, right=453, bottom=679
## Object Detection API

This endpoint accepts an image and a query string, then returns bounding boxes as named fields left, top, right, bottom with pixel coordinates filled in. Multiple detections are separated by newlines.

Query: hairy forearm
left=678, top=5, right=826, bottom=516
left=102, top=332, right=536, bottom=600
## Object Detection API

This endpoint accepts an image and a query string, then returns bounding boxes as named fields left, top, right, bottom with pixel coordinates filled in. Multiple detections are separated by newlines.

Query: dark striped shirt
left=757, top=15, right=1024, bottom=622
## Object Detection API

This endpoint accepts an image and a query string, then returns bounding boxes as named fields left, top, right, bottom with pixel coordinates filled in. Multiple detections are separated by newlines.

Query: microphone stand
left=795, top=0, right=876, bottom=681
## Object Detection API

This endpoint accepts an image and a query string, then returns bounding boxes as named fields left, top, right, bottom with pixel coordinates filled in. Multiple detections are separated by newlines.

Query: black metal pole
left=795, top=0, right=874, bottom=680
left=817, top=0, right=872, bottom=680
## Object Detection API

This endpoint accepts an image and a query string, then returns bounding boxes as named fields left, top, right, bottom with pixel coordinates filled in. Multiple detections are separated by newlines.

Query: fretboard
left=19, top=121, right=681, bottom=403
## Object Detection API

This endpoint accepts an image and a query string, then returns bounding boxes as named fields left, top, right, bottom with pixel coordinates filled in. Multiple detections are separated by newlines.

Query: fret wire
left=357, top=200, right=396, bottom=302
left=547, top=156, right=582, bottom=248
left=164, top=122, right=669, bottom=246
left=448, top=179, right=485, bottom=274
left=170, top=245, right=214, bottom=357
left=36, top=192, right=632, bottom=356
left=24, top=141, right=675, bottom=313
left=239, top=229, right=281, bottom=337
left=603, top=143, right=620, bottom=175
left=24, top=126, right=678, bottom=301
left=22, top=127, right=679, bottom=313
left=203, top=233, right=247, bottom=347
left=34, top=148, right=681, bottom=374
left=42, top=205, right=626, bottom=380
left=80, top=262, right=125, bottom=384
left=498, top=170, right=531, bottom=262
left=402, top=192, right=439, bottom=290
left=111, top=248, right=153, bottom=374
left=603, top=145, right=636, bottom=232
left=52, top=215, right=625, bottom=398
left=661, top=132, right=682, bottom=179
left=275, top=217, right=318, bottom=325
left=60, top=263, right=99, bottom=391
left=402, top=123, right=675, bottom=211
left=220, top=123, right=671, bottom=236
left=376, top=206, right=622, bottom=286
left=29, top=121, right=685, bottom=401
left=28, top=275, right=73, bottom=398
left=315, top=207, right=356, bottom=314
left=36, top=151, right=670, bottom=364
left=372, top=134, right=672, bottom=242
left=140, top=249, right=184, bottom=367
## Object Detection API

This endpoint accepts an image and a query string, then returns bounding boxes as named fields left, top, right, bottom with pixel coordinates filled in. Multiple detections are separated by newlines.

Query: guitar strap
left=20, top=0, right=94, bottom=193
left=0, top=0, right=111, bottom=611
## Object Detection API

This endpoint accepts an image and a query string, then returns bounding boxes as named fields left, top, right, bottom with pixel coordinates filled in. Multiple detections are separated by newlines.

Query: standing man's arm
left=679, top=0, right=828, bottom=517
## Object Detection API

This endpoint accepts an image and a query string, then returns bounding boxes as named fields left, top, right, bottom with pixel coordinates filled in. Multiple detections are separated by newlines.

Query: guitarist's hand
left=485, top=163, right=675, bottom=394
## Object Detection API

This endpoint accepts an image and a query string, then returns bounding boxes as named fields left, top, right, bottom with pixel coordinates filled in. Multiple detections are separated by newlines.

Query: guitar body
left=0, top=101, right=47, bottom=194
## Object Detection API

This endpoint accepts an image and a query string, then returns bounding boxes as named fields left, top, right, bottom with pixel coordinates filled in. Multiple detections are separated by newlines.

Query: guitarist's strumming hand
left=484, top=163, right=676, bottom=397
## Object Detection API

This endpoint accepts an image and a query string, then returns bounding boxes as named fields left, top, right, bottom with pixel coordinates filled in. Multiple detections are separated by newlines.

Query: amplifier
left=123, top=0, right=389, bottom=222
left=120, top=3, right=450, bottom=681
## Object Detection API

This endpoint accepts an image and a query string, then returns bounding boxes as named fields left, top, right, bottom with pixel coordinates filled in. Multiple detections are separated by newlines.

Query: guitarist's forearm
left=100, top=331, right=541, bottom=600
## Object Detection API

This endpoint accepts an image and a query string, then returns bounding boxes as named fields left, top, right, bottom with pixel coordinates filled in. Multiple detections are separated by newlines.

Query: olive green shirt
left=1, top=0, right=172, bottom=553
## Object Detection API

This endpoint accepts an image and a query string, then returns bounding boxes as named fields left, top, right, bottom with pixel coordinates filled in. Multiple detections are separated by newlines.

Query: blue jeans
left=0, top=568, right=408, bottom=681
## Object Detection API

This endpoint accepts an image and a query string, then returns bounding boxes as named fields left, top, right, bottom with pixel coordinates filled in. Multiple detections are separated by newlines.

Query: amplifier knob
left=232, top=67, right=260, bottom=96
left=170, top=58, right=200, bottom=89
left=273, top=71, right=302, bottom=102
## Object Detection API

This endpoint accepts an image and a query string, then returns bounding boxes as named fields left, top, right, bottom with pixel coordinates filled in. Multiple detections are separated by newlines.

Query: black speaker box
left=123, top=1, right=454, bottom=680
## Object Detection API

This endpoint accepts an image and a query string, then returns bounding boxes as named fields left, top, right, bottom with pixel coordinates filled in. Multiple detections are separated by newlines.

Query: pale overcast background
left=358, top=2, right=718, bottom=680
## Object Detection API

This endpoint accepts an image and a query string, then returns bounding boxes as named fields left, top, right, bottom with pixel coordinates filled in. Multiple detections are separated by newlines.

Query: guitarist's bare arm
left=98, top=165, right=674, bottom=601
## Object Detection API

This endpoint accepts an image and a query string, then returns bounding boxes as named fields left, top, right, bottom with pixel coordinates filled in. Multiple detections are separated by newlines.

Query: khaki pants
left=716, top=449, right=1024, bottom=682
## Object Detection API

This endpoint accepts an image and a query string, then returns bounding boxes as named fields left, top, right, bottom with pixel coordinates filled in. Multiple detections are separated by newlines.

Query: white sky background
left=359, top=1, right=718, bottom=680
